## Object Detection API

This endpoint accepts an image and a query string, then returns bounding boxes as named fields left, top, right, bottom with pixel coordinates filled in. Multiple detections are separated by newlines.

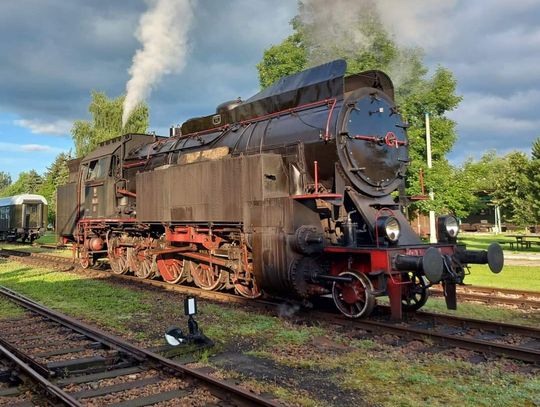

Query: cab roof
left=0, top=194, right=48, bottom=207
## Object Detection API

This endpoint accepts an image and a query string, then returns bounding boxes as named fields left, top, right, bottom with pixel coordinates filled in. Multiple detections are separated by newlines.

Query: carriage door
left=23, top=203, right=39, bottom=228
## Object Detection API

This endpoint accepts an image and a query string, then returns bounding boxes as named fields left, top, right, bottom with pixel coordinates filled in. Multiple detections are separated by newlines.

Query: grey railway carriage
left=56, top=60, right=503, bottom=320
left=0, top=194, right=47, bottom=242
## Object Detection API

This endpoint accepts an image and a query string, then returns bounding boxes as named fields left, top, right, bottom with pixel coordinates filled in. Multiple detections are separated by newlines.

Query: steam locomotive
left=57, top=60, right=503, bottom=319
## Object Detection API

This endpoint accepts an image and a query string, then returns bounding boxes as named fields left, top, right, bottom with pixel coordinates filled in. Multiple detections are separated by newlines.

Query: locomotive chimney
left=169, top=125, right=181, bottom=137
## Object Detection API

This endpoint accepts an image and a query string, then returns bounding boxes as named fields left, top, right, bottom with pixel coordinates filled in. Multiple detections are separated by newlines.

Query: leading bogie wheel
left=79, top=247, right=93, bottom=269
left=332, top=270, right=375, bottom=318
left=401, top=273, right=429, bottom=311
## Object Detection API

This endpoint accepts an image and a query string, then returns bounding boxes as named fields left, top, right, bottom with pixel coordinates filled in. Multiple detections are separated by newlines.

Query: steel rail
left=430, top=286, right=540, bottom=308
left=0, top=285, right=281, bottom=407
left=2, top=247, right=539, bottom=364
left=409, top=309, right=540, bottom=339
left=0, top=343, right=83, bottom=406
left=333, top=316, right=540, bottom=363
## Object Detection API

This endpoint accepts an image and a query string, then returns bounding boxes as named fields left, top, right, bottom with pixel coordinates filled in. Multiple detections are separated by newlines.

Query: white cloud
left=0, top=142, right=63, bottom=153
left=21, top=144, right=54, bottom=152
left=14, top=118, right=72, bottom=136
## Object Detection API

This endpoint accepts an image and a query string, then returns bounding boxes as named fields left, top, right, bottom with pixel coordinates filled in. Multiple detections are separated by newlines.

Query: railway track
left=325, top=306, right=540, bottom=363
left=1, top=247, right=539, bottom=364
left=430, top=286, right=540, bottom=308
left=0, top=286, right=280, bottom=406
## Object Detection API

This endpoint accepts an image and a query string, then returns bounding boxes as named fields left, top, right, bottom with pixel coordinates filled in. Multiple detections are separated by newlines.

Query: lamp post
left=425, top=112, right=437, bottom=243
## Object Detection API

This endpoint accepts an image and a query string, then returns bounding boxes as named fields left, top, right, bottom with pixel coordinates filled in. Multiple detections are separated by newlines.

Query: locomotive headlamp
left=437, top=215, right=460, bottom=242
left=377, top=216, right=401, bottom=243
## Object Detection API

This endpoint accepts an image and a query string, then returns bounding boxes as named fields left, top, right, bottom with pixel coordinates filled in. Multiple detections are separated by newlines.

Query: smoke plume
left=299, top=0, right=455, bottom=87
left=122, top=0, right=195, bottom=127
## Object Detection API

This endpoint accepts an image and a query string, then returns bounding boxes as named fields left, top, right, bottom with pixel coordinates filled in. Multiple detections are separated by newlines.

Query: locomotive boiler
left=57, top=60, right=503, bottom=319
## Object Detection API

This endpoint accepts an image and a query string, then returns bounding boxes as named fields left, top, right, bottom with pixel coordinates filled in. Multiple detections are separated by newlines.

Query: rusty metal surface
left=136, top=153, right=289, bottom=223
left=56, top=182, right=78, bottom=237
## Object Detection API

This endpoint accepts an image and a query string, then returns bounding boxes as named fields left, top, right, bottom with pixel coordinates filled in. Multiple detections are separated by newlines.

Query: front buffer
left=323, top=242, right=504, bottom=320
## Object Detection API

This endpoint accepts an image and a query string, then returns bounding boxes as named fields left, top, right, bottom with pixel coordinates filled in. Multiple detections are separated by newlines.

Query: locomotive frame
left=57, top=60, right=503, bottom=320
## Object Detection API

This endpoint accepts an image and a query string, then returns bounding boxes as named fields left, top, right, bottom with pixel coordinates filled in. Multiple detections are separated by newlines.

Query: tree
left=257, top=18, right=306, bottom=89
left=38, top=153, right=71, bottom=224
left=532, top=136, right=540, bottom=160
left=0, top=171, right=11, bottom=193
left=256, top=4, right=462, bottom=215
left=492, top=152, right=534, bottom=227
left=0, top=170, right=43, bottom=197
left=530, top=137, right=540, bottom=223
left=72, top=91, right=148, bottom=157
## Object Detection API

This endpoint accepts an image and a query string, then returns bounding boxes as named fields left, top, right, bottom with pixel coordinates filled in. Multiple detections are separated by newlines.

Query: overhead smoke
left=299, top=0, right=456, bottom=86
left=122, top=0, right=195, bottom=127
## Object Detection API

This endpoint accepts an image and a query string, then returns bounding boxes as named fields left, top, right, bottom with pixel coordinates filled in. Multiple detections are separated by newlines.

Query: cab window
left=86, top=157, right=108, bottom=181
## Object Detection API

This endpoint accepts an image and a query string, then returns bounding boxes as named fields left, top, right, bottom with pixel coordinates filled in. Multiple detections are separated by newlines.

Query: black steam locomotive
left=57, top=60, right=503, bottom=319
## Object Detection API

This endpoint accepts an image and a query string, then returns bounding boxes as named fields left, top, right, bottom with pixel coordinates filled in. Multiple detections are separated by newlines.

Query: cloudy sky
left=0, top=0, right=538, bottom=180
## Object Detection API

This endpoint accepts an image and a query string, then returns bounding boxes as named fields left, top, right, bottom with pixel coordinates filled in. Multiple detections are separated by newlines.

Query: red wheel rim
left=157, top=255, right=185, bottom=284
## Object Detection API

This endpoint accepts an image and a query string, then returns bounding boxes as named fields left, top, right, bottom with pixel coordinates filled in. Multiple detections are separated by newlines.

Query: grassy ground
left=465, top=264, right=540, bottom=291
left=0, top=261, right=150, bottom=331
left=0, top=259, right=538, bottom=406
left=421, top=297, right=540, bottom=327
left=34, top=231, right=59, bottom=245
left=459, top=232, right=540, bottom=254
left=0, top=240, right=73, bottom=258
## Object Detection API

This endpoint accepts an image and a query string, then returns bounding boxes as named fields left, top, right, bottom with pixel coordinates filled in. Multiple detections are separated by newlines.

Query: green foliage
left=0, top=170, right=43, bottom=197
left=492, top=151, right=534, bottom=226
left=257, top=5, right=463, bottom=216
left=458, top=147, right=540, bottom=226
left=72, top=91, right=149, bottom=157
left=38, top=152, right=71, bottom=224
left=257, top=18, right=307, bottom=89
left=0, top=171, right=11, bottom=192
left=530, top=137, right=540, bottom=222
left=532, top=136, right=540, bottom=160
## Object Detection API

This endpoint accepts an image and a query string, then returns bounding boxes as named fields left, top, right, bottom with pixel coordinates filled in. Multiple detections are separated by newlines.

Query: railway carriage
left=57, top=60, right=503, bottom=319
left=0, top=194, right=47, bottom=242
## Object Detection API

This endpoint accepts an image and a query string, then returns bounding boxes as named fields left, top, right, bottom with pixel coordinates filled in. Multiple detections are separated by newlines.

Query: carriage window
left=86, top=158, right=107, bottom=180
left=0, top=207, right=7, bottom=219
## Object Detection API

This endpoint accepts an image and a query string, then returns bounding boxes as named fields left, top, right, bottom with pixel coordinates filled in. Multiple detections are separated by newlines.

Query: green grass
left=0, top=242, right=72, bottom=257
left=200, top=303, right=325, bottom=347
left=250, top=344, right=540, bottom=407
left=334, top=350, right=540, bottom=407
left=0, top=297, right=24, bottom=319
left=422, top=297, right=540, bottom=327
left=0, top=258, right=538, bottom=407
left=34, top=231, right=60, bottom=245
left=459, top=233, right=540, bottom=254
left=465, top=264, right=540, bottom=291
left=0, top=261, right=151, bottom=331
